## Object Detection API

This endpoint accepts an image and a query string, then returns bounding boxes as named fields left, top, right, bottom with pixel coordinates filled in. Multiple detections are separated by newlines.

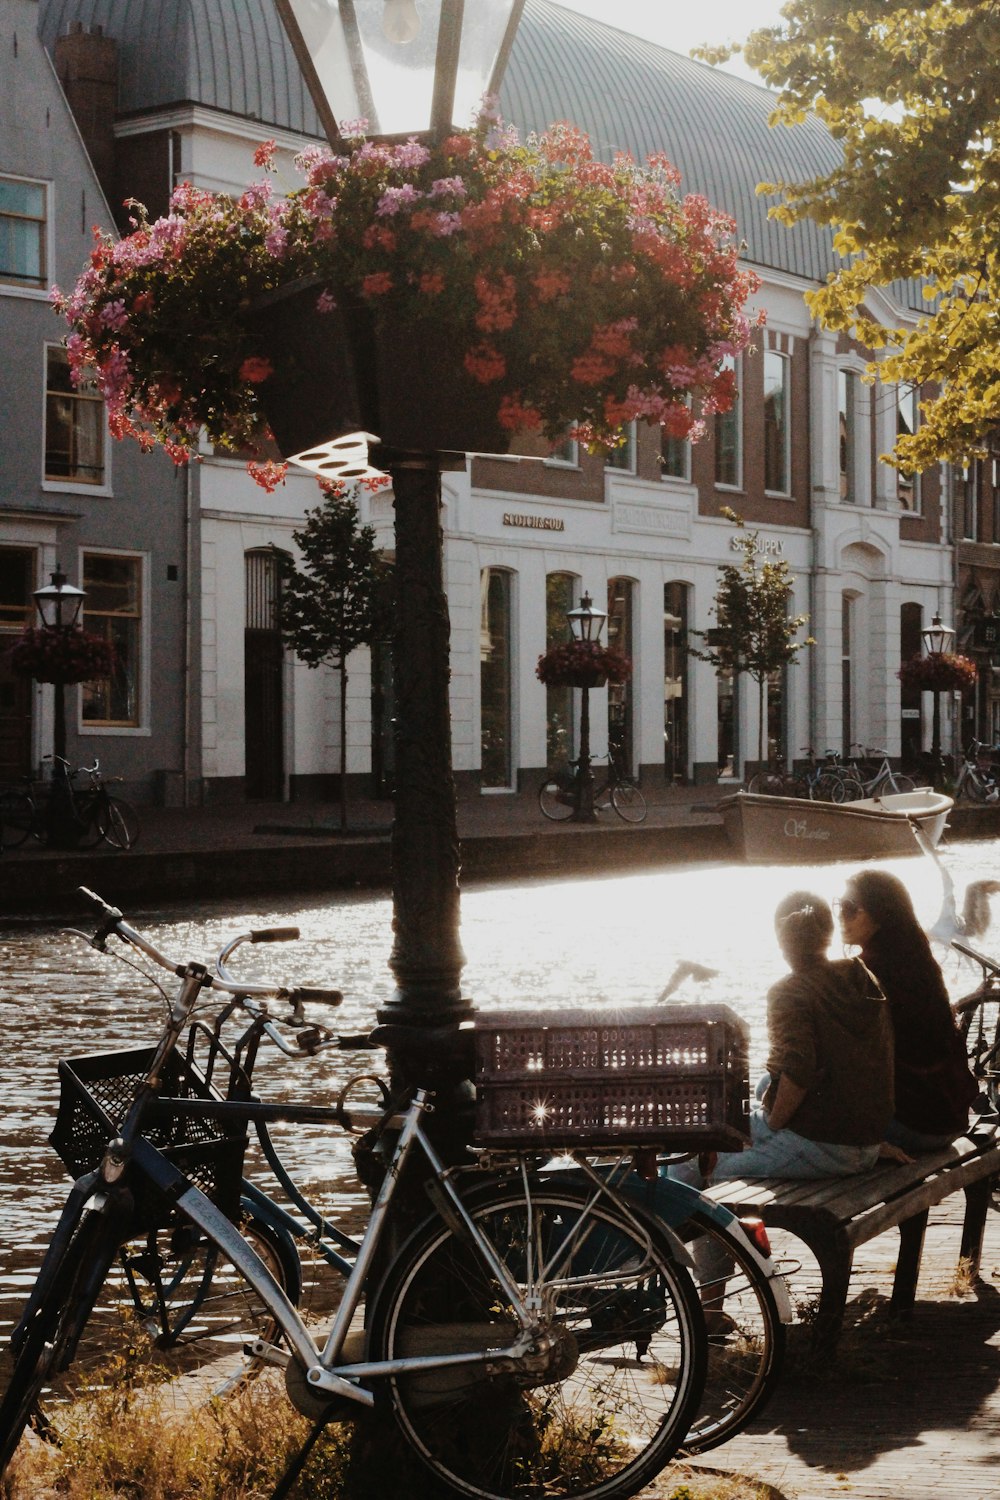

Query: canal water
left=1, top=839, right=997, bottom=1340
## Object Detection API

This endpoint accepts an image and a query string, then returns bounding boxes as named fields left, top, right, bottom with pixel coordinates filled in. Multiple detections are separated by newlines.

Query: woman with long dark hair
left=838, top=870, right=978, bottom=1153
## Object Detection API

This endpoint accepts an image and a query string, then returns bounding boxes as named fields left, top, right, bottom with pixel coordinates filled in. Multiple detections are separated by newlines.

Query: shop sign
left=502, top=513, right=565, bottom=531
left=731, top=534, right=785, bottom=556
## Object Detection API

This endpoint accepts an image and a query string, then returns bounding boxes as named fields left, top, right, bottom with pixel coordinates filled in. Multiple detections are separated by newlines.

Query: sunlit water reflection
left=1, top=839, right=997, bottom=1337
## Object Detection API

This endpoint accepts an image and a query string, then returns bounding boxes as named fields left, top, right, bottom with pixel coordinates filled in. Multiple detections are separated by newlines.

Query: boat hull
left=719, top=789, right=953, bottom=865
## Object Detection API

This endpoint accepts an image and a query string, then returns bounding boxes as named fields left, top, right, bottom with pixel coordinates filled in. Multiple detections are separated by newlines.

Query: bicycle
left=844, top=746, right=916, bottom=798
left=131, top=927, right=791, bottom=1457
left=539, top=745, right=647, bottom=823
left=954, top=741, right=1000, bottom=803
left=49, top=756, right=141, bottom=849
left=951, top=938, right=1000, bottom=1112
left=746, top=752, right=808, bottom=799
left=0, top=780, right=37, bottom=850
left=1, top=889, right=713, bottom=1500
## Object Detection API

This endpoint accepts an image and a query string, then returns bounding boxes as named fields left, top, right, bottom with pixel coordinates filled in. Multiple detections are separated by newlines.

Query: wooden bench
left=704, top=1126, right=1000, bottom=1351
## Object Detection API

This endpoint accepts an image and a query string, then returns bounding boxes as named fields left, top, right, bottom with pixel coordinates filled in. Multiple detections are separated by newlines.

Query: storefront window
left=664, top=582, right=689, bottom=783
left=480, top=568, right=513, bottom=788
left=545, top=572, right=576, bottom=764
left=842, top=594, right=853, bottom=758
left=607, top=578, right=634, bottom=772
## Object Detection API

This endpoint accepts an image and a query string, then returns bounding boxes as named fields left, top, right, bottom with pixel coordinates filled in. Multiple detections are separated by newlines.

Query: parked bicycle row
left=0, top=757, right=139, bottom=852
left=748, top=744, right=925, bottom=802
left=0, top=890, right=789, bottom=1500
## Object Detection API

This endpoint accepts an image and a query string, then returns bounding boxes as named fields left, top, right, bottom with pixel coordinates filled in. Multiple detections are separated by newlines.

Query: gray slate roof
left=37, top=0, right=899, bottom=298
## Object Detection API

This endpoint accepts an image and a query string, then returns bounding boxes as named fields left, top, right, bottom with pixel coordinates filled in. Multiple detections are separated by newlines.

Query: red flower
left=5, top=626, right=116, bottom=685
left=536, top=640, right=633, bottom=687
left=898, top=653, right=978, bottom=693
left=238, top=355, right=274, bottom=384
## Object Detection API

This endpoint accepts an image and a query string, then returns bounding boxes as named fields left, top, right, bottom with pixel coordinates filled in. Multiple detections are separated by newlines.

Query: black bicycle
left=539, top=747, right=647, bottom=822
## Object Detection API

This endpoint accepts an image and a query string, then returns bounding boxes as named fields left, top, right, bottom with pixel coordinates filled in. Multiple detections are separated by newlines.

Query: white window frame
left=896, top=385, right=922, bottom=514
left=763, top=350, right=791, bottom=497
left=43, top=343, right=111, bottom=496
left=605, top=422, right=637, bottom=475
left=77, top=547, right=151, bottom=737
left=0, top=174, right=52, bottom=300
left=544, top=432, right=580, bottom=468
left=714, top=354, right=743, bottom=491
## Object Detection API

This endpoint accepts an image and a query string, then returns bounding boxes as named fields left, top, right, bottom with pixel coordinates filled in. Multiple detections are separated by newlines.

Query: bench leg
left=809, top=1236, right=854, bottom=1353
left=959, top=1178, right=992, bottom=1277
left=890, top=1209, right=928, bottom=1316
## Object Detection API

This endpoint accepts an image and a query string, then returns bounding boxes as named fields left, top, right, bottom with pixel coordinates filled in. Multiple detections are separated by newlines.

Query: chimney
left=54, top=24, right=118, bottom=205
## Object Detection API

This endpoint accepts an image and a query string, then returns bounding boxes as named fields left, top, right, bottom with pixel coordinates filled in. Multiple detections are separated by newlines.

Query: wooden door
left=0, top=549, right=34, bottom=780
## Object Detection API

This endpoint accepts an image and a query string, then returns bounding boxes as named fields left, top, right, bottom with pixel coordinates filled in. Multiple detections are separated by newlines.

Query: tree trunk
left=757, top=674, right=766, bottom=776
left=340, top=663, right=349, bottom=832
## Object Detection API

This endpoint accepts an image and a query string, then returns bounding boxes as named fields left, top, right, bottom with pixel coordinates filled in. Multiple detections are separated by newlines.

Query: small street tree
left=690, top=511, right=811, bottom=778
left=274, top=483, right=388, bottom=831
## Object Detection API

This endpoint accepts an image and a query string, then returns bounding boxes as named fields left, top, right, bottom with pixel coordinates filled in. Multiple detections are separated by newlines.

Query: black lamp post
left=33, top=567, right=86, bottom=846
left=921, top=610, right=955, bottom=786
left=566, top=592, right=608, bottom=823
left=272, top=1, right=526, bottom=1078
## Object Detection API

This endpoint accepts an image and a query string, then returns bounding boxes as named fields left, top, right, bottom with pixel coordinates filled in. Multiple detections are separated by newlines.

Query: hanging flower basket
left=56, top=120, right=760, bottom=487
left=898, top=652, right=978, bottom=694
left=4, top=626, right=116, bottom=685
left=536, top=641, right=632, bottom=689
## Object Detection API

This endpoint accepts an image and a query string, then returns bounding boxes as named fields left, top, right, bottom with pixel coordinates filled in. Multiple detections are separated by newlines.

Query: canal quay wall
left=1, top=786, right=997, bottom=914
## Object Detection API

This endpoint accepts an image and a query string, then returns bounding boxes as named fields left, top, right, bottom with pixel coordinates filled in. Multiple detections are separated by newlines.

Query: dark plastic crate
left=49, top=1046, right=247, bottom=1227
left=474, top=1004, right=750, bottom=1151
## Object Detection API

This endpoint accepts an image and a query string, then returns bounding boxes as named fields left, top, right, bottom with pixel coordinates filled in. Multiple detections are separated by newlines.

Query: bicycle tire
left=75, top=795, right=105, bottom=849
left=610, top=779, right=647, bottom=823
left=0, top=1207, right=119, bottom=1473
left=119, top=1206, right=302, bottom=1360
left=746, top=773, right=785, bottom=796
left=367, top=1178, right=707, bottom=1500
left=538, top=771, right=576, bottom=821
left=677, top=1211, right=786, bottom=1454
left=0, top=790, right=36, bottom=849
left=956, top=992, right=1000, bottom=1112
left=780, top=775, right=810, bottom=800
left=98, top=796, right=141, bottom=850
left=884, top=773, right=916, bottom=795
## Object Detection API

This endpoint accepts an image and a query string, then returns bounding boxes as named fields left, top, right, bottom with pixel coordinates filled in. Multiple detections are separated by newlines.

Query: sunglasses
left=834, top=898, right=861, bottom=919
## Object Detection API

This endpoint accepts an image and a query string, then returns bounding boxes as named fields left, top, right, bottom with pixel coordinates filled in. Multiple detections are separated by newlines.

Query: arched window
left=664, top=582, right=689, bottom=783
left=480, top=567, right=514, bottom=787
left=245, top=548, right=284, bottom=800
left=545, top=572, right=577, bottom=764
left=607, top=577, right=635, bottom=772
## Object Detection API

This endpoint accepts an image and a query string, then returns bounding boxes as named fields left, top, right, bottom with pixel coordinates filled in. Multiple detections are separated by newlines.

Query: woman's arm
left=765, top=1070, right=808, bottom=1132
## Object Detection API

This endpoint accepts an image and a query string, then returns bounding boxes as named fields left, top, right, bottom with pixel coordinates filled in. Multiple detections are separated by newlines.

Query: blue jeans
left=710, top=1108, right=880, bottom=1180
left=883, top=1117, right=962, bottom=1155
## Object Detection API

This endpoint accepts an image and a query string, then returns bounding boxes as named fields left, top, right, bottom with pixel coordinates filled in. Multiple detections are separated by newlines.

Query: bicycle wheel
left=0, top=1206, right=120, bottom=1472
left=677, top=1212, right=786, bottom=1454
left=119, top=1206, right=301, bottom=1355
left=98, top=796, right=141, bottom=850
left=0, top=790, right=36, bottom=849
left=539, top=771, right=576, bottom=821
left=964, top=768, right=990, bottom=802
left=779, top=775, right=810, bottom=800
left=884, top=774, right=916, bottom=795
left=610, top=779, right=647, bottom=823
left=746, top=773, right=785, bottom=796
left=368, top=1179, right=706, bottom=1500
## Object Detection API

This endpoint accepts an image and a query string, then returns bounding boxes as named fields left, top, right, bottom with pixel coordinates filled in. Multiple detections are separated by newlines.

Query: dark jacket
left=861, top=929, right=978, bottom=1134
left=763, top=956, right=894, bottom=1146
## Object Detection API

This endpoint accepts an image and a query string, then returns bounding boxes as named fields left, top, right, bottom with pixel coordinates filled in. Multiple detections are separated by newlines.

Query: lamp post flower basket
left=54, top=120, right=760, bottom=486
left=536, top=641, right=632, bottom=690
left=898, top=653, right=978, bottom=694
left=4, top=626, right=116, bottom=685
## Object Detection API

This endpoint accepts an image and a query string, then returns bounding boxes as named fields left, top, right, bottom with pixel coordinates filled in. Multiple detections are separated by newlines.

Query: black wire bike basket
left=49, top=1046, right=248, bottom=1227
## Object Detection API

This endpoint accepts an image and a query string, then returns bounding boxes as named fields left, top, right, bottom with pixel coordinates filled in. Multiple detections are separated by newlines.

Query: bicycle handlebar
left=951, top=937, right=1000, bottom=979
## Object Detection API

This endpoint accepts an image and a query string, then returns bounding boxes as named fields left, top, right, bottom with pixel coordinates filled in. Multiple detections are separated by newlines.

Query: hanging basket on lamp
left=4, top=626, right=116, bottom=685
left=536, top=641, right=632, bottom=690
left=56, top=122, right=760, bottom=489
left=898, top=653, right=978, bottom=694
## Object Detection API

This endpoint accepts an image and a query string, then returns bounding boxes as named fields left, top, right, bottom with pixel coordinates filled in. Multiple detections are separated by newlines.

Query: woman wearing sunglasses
left=697, top=890, right=895, bottom=1182
left=838, top=871, right=979, bottom=1154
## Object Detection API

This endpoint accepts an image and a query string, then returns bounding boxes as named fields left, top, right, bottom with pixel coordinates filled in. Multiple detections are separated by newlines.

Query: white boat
left=719, top=788, right=953, bottom=865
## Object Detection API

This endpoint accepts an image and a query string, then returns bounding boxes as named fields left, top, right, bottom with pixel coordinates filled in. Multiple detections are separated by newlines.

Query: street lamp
left=921, top=610, right=955, bottom=785
left=566, top=592, right=608, bottom=823
left=272, top=1, right=527, bottom=1065
left=33, top=567, right=86, bottom=845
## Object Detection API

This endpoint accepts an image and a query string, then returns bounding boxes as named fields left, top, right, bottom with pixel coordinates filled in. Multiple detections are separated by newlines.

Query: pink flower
left=316, top=290, right=337, bottom=314
left=253, top=139, right=277, bottom=169
left=362, top=272, right=393, bottom=297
